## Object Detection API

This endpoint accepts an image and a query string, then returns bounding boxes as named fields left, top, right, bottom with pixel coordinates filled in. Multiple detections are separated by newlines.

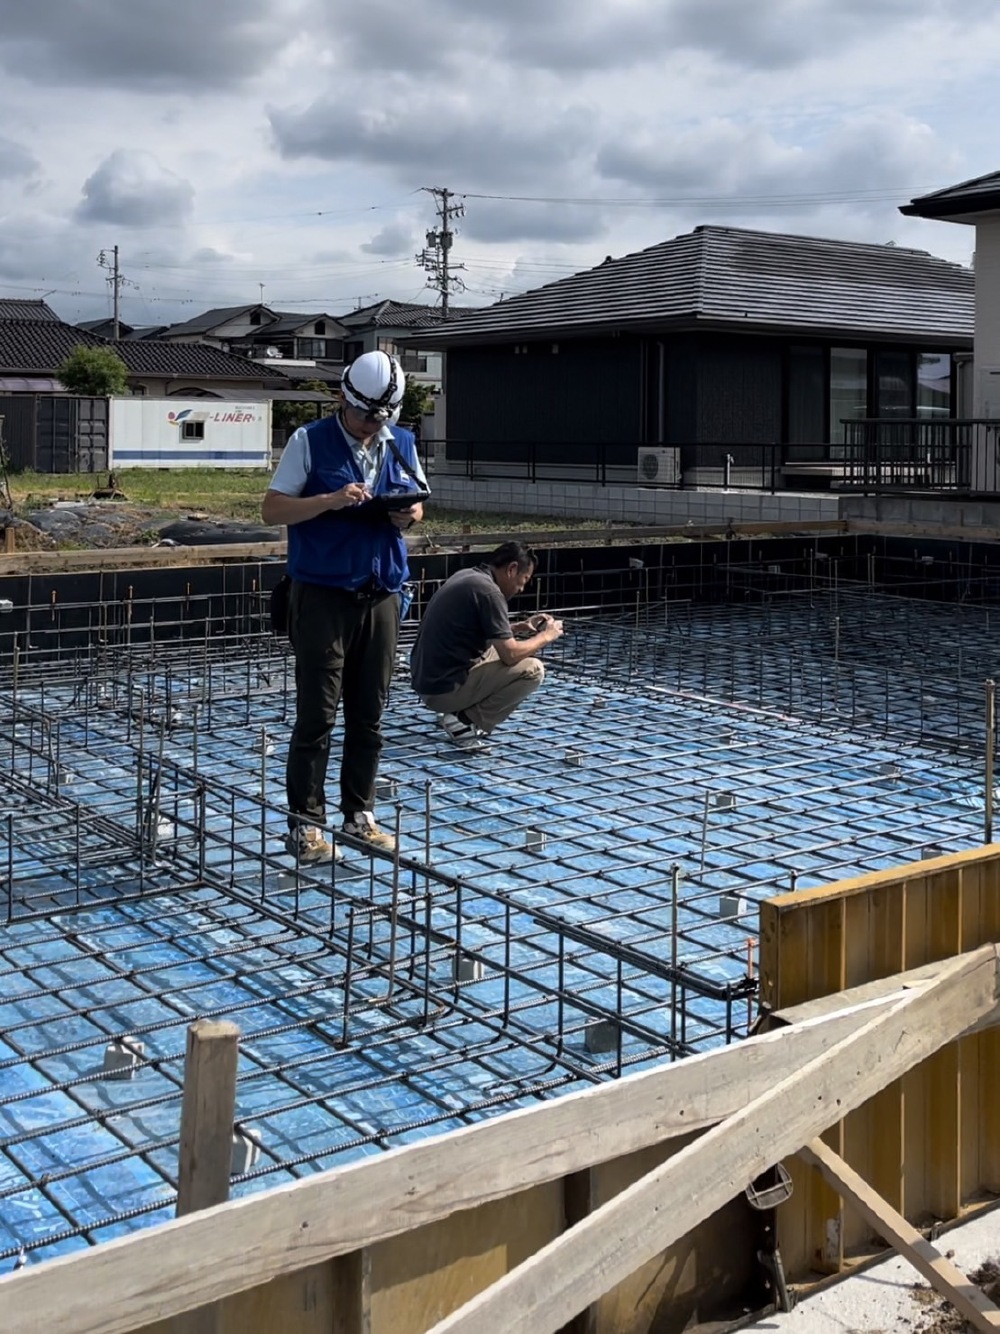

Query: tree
left=400, top=380, right=435, bottom=427
left=57, top=344, right=129, bottom=396
left=272, top=380, right=334, bottom=436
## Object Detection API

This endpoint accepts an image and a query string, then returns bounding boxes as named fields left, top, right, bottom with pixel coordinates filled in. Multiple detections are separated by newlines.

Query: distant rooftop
left=0, top=299, right=60, bottom=323
left=338, top=299, right=480, bottom=331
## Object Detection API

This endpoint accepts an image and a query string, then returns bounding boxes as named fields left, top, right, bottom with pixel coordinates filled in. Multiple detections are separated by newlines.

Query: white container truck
left=110, top=398, right=272, bottom=469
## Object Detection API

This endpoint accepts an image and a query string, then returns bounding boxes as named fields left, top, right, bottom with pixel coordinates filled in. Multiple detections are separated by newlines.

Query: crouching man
left=409, top=542, right=563, bottom=751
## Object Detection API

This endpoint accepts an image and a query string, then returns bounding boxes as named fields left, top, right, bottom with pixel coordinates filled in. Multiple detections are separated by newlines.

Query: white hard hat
left=341, top=350, right=406, bottom=425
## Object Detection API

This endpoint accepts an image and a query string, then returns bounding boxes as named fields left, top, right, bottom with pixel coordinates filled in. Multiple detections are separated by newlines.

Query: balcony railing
left=840, top=419, right=1000, bottom=494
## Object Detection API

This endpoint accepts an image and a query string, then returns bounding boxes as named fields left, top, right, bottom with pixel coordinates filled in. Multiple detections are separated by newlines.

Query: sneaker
left=341, top=811, right=397, bottom=853
left=439, top=712, right=489, bottom=753
left=284, top=825, right=341, bottom=863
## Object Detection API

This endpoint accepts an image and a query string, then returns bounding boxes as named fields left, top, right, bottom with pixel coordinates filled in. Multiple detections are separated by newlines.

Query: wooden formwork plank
left=0, top=992, right=925, bottom=1334
left=368, top=1184, right=563, bottom=1334
left=423, top=948, right=999, bottom=1334
left=799, top=1139, right=1000, bottom=1331
left=981, top=1026, right=1000, bottom=1194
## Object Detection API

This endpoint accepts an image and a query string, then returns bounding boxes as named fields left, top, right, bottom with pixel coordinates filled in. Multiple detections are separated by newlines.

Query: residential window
left=181, top=421, right=205, bottom=440
left=876, top=349, right=913, bottom=419
left=297, top=338, right=327, bottom=359
left=829, top=348, right=868, bottom=448
left=315, top=320, right=326, bottom=335
left=917, top=352, right=952, bottom=418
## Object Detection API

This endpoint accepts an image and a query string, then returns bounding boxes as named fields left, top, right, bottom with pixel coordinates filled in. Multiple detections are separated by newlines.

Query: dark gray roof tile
left=0, top=321, right=107, bottom=372
left=409, top=225, right=973, bottom=346
left=0, top=299, right=61, bottom=323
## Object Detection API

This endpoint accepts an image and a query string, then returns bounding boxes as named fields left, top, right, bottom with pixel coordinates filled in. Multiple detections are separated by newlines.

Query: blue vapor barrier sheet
left=0, top=589, right=993, bottom=1263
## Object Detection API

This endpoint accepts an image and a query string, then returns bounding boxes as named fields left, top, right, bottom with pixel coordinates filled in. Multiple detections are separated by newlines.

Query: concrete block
left=584, top=1019, right=620, bottom=1054
left=453, top=954, right=485, bottom=983
left=102, top=1039, right=145, bottom=1080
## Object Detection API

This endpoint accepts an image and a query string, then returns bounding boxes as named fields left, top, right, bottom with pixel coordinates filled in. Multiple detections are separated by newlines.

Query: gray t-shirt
left=410, top=565, right=511, bottom=695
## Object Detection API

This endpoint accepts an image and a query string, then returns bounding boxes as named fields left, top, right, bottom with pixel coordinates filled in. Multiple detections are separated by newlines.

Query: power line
left=459, top=184, right=941, bottom=208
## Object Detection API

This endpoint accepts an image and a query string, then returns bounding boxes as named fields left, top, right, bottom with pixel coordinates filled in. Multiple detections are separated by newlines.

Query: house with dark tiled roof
left=337, top=300, right=485, bottom=386
left=0, top=316, right=289, bottom=398
left=406, top=224, right=974, bottom=482
left=76, top=317, right=171, bottom=341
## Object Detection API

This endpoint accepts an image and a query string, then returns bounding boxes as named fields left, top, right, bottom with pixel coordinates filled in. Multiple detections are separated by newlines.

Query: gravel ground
left=754, top=1206, right=1000, bottom=1333
left=0, top=502, right=279, bottom=549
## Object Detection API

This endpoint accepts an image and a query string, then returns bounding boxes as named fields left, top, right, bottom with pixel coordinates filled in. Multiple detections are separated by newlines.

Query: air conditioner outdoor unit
left=636, top=446, right=680, bottom=486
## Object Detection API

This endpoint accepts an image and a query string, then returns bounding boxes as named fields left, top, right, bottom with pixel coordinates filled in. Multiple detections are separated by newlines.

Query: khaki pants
left=420, top=647, right=544, bottom=734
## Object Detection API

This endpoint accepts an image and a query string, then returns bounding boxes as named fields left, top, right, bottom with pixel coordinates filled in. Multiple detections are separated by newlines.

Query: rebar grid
left=0, top=571, right=995, bottom=1265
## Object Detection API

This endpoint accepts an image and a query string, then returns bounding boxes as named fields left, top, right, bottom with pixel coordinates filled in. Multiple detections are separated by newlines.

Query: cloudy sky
left=0, top=0, right=995, bottom=328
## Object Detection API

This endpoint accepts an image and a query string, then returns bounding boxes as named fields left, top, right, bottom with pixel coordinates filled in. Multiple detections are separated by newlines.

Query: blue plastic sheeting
left=0, top=617, right=991, bottom=1266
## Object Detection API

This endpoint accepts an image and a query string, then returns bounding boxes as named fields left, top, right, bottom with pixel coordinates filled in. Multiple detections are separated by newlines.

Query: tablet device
left=377, top=489, right=431, bottom=511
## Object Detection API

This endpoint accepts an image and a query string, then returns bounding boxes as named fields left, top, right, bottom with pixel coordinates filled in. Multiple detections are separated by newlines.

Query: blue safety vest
left=287, top=416, right=419, bottom=593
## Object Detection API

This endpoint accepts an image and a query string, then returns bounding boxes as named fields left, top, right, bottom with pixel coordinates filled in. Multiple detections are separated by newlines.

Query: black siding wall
left=695, top=336, right=783, bottom=444
left=446, top=338, right=642, bottom=460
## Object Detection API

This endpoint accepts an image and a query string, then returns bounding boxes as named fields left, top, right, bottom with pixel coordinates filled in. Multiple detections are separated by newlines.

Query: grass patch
left=6, top=470, right=604, bottom=534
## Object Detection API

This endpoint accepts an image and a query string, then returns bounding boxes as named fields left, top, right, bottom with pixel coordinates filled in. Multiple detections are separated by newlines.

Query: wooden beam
left=844, top=519, right=1000, bottom=545
left=799, top=1138, right=1000, bottom=1331
left=422, top=945, right=998, bottom=1334
left=1, top=970, right=994, bottom=1334
left=175, top=1020, right=240, bottom=1217
left=0, top=542, right=285, bottom=576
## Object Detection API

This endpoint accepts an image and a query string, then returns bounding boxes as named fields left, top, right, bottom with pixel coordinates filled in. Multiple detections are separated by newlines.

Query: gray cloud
left=315, top=0, right=995, bottom=75
left=361, top=223, right=418, bottom=256
left=0, top=0, right=293, bottom=90
left=269, top=96, right=598, bottom=190
left=461, top=199, right=609, bottom=246
left=0, top=135, right=40, bottom=181
left=76, top=150, right=195, bottom=227
left=596, top=112, right=953, bottom=215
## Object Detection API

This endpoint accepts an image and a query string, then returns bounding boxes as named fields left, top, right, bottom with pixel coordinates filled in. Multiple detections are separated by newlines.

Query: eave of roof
left=900, top=171, right=1000, bottom=223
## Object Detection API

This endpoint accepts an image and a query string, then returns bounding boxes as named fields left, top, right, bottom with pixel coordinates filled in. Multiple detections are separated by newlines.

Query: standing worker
left=410, top=542, right=563, bottom=751
left=262, top=350, right=428, bottom=861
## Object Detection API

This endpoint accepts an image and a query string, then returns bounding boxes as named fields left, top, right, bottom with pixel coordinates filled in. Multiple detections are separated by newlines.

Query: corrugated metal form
left=409, top=225, right=973, bottom=345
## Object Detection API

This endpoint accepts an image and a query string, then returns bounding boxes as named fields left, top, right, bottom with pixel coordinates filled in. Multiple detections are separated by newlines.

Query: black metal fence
left=841, top=419, right=1000, bottom=494
left=435, top=439, right=780, bottom=491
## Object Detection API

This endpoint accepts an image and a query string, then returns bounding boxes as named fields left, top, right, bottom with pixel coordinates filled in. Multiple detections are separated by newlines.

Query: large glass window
left=829, top=348, right=868, bottom=447
left=917, top=352, right=952, bottom=418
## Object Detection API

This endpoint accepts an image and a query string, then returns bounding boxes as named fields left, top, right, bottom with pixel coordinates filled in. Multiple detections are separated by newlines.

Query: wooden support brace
left=799, top=1138, right=1000, bottom=1332
left=424, top=946, right=998, bottom=1334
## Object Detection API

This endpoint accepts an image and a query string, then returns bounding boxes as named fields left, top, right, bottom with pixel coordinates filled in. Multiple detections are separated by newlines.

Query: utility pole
left=417, top=187, right=466, bottom=316
left=97, top=246, right=129, bottom=340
